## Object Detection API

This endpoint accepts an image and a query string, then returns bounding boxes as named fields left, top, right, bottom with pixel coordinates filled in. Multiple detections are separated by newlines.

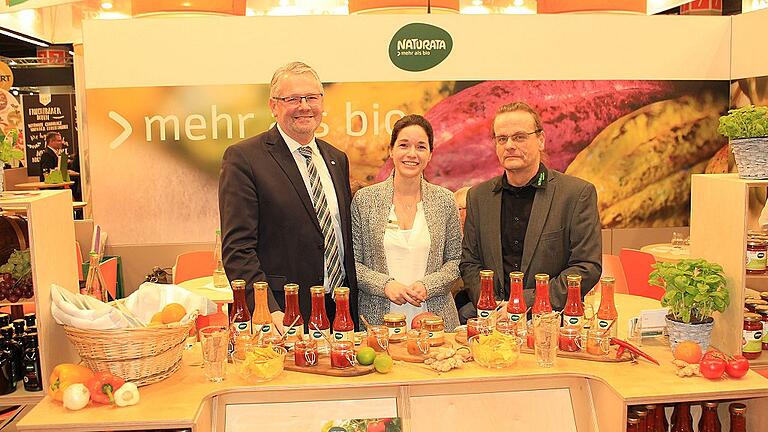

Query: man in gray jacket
left=459, top=102, right=602, bottom=320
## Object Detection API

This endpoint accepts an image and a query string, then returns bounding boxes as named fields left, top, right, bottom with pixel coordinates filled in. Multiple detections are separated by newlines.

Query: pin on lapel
left=330, top=160, right=336, bottom=165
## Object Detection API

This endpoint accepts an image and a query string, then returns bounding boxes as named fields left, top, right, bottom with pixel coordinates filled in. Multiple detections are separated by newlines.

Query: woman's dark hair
left=389, top=114, right=434, bottom=151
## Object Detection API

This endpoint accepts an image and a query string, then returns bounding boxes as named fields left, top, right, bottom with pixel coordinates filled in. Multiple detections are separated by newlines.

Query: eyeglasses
left=493, top=129, right=542, bottom=146
left=271, top=94, right=323, bottom=106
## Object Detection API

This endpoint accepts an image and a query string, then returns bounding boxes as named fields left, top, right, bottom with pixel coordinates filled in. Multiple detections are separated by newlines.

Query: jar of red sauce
left=558, top=327, right=582, bottom=352
left=330, top=340, right=356, bottom=369
left=755, top=305, right=768, bottom=350
left=743, top=313, right=763, bottom=360
left=746, top=240, right=767, bottom=274
left=294, top=339, right=318, bottom=367
left=467, top=318, right=490, bottom=340
left=406, top=329, right=430, bottom=356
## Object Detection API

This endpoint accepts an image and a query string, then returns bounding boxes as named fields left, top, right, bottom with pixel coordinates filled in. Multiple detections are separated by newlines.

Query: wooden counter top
left=17, top=295, right=768, bottom=431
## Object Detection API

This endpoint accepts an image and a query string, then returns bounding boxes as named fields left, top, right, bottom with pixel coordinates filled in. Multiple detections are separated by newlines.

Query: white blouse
left=384, top=203, right=431, bottom=324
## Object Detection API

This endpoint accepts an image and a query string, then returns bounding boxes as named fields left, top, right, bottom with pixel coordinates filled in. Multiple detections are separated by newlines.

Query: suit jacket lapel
left=265, top=127, right=321, bottom=233
left=484, top=178, right=504, bottom=289
left=522, top=170, right=556, bottom=276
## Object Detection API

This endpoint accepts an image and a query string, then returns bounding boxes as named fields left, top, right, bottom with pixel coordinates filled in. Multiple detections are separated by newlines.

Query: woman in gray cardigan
left=351, top=114, right=461, bottom=331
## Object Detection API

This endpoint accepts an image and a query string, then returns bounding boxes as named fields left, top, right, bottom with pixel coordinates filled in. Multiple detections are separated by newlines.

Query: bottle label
left=311, top=329, right=331, bottom=342
left=746, top=250, right=767, bottom=271
left=743, top=329, right=763, bottom=353
left=333, top=330, right=354, bottom=342
left=233, top=320, right=252, bottom=335
left=477, top=308, right=494, bottom=320
left=259, top=323, right=274, bottom=336
left=563, top=314, right=584, bottom=328
left=388, top=325, right=406, bottom=339
left=596, top=318, right=615, bottom=336
left=763, top=322, right=768, bottom=344
left=507, top=312, right=525, bottom=323
left=285, top=325, right=303, bottom=340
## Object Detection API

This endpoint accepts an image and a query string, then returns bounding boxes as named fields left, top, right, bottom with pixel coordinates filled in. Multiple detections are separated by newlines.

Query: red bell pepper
left=86, top=371, right=125, bottom=405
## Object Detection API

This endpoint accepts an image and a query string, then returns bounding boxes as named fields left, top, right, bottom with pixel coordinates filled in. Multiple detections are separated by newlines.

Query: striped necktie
left=297, top=146, right=344, bottom=291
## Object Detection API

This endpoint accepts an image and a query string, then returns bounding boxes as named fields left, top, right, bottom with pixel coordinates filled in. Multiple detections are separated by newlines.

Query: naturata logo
left=389, top=23, right=453, bottom=72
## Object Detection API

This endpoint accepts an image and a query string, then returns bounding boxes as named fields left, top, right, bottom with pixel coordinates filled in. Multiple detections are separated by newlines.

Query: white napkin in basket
left=51, top=283, right=218, bottom=330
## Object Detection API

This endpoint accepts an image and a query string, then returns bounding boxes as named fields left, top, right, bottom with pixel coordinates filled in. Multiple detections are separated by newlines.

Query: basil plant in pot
left=718, top=105, right=768, bottom=179
left=0, top=128, right=24, bottom=192
left=649, top=258, right=729, bottom=352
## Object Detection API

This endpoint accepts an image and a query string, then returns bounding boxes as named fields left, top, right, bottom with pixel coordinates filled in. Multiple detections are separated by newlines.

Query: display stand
left=0, top=190, right=81, bottom=407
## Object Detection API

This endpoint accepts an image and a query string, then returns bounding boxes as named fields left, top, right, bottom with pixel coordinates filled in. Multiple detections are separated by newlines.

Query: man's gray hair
left=269, top=61, right=323, bottom=97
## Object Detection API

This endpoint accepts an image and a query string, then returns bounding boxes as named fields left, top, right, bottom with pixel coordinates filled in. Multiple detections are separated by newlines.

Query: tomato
left=367, top=420, right=386, bottom=432
left=726, top=355, right=750, bottom=379
left=699, top=356, right=727, bottom=379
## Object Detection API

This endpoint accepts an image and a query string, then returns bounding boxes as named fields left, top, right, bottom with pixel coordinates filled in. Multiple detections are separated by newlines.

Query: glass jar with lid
left=423, top=317, right=445, bottom=346
left=383, top=313, right=407, bottom=342
left=746, top=239, right=767, bottom=274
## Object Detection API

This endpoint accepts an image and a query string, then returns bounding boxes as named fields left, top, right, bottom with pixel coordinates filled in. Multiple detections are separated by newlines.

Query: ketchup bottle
left=476, top=270, right=497, bottom=322
left=532, top=273, right=552, bottom=315
left=309, top=286, right=331, bottom=352
left=596, top=276, right=618, bottom=337
left=282, top=284, right=304, bottom=348
left=332, top=287, right=355, bottom=342
left=506, top=272, right=527, bottom=324
left=562, top=274, right=585, bottom=328
left=229, top=279, right=252, bottom=358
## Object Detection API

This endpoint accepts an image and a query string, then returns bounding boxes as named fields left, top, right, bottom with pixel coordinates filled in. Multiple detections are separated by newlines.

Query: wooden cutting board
left=359, top=339, right=457, bottom=363
left=283, top=355, right=376, bottom=377
left=454, top=332, right=632, bottom=363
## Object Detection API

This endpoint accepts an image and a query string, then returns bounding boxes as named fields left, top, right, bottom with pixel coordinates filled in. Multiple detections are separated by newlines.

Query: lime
left=374, top=354, right=393, bottom=373
left=356, top=347, right=376, bottom=366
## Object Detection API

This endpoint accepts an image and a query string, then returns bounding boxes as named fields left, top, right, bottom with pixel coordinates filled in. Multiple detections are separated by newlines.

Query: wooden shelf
left=0, top=387, right=44, bottom=406
left=746, top=274, right=768, bottom=280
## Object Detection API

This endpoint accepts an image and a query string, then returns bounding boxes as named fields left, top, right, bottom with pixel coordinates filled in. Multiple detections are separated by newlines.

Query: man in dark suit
left=38, top=131, right=63, bottom=181
left=219, top=62, right=358, bottom=332
left=460, top=102, right=601, bottom=319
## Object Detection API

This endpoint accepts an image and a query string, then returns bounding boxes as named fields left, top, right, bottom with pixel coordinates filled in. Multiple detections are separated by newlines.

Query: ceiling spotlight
left=101, top=1, right=113, bottom=10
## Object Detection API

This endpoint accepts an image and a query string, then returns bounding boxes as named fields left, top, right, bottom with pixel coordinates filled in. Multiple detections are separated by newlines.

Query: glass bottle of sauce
left=309, top=285, right=331, bottom=353
left=743, top=313, right=763, bottom=360
left=477, top=270, right=497, bottom=322
left=0, top=326, right=21, bottom=384
left=596, top=276, right=618, bottom=337
left=671, top=403, right=694, bottom=432
left=333, top=287, right=355, bottom=342
left=655, top=404, right=669, bottom=432
left=507, top=271, right=527, bottom=325
left=228, top=279, right=252, bottom=359
left=699, top=402, right=721, bottom=432
left=252, top=281, right=274, bottom=337
left=532, top=273, right=552, bottom=315
left=728, top=403, right=746, bottom=432
left=632, top=407, right=648, bottom=432
left=626, top=413, right=640, bottom=432
left=643, top=405, right=658, bottom=432
left=562, top=274, right=585, bottom=328
left=22, top=333, right=42, bottom=392
left=282, top=284, right=304, bottom=348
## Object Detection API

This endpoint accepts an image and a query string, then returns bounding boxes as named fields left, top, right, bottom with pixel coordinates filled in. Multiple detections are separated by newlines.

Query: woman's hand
left=409, top=282, right=427, bottom=303
left=385, top=280, right=421, bottom=306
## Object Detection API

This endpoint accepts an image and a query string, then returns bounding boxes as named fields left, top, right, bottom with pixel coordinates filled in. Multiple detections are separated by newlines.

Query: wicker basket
left=731, top=137, right=768, bottom=179
left=665, top=316, right=714, bottom=353
left=63, top=319, right=195, bottom=386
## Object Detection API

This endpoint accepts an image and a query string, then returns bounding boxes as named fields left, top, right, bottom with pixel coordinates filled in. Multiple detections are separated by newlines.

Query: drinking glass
left=200, top=325, right=228, bottom=382
left=533, top=312, right=560, bottom=367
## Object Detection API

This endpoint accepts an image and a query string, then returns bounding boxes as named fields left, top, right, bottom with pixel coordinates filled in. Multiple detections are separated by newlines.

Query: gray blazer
left=460, top=167, right=602, bottom=311
left=352, top=176, right=462, bottom=331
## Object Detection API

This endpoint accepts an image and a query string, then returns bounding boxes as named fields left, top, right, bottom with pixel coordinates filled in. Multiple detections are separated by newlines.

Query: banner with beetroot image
left=84, top=79, right=728, bottom=244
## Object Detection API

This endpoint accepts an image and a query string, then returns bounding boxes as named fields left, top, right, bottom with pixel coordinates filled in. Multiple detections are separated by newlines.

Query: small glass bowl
left=234, top=344, right=287, bottom=383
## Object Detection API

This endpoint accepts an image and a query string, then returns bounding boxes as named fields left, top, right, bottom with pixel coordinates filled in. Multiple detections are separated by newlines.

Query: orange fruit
left=160, top=303, right=187, bottom=324
left=150, top=312, right=164, bottom=324
left=674, top=341, right=703, bottom=364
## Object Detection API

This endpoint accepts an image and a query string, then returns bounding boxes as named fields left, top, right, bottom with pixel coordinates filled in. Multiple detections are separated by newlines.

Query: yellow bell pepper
left=48, top=364, right=95, bottom=401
